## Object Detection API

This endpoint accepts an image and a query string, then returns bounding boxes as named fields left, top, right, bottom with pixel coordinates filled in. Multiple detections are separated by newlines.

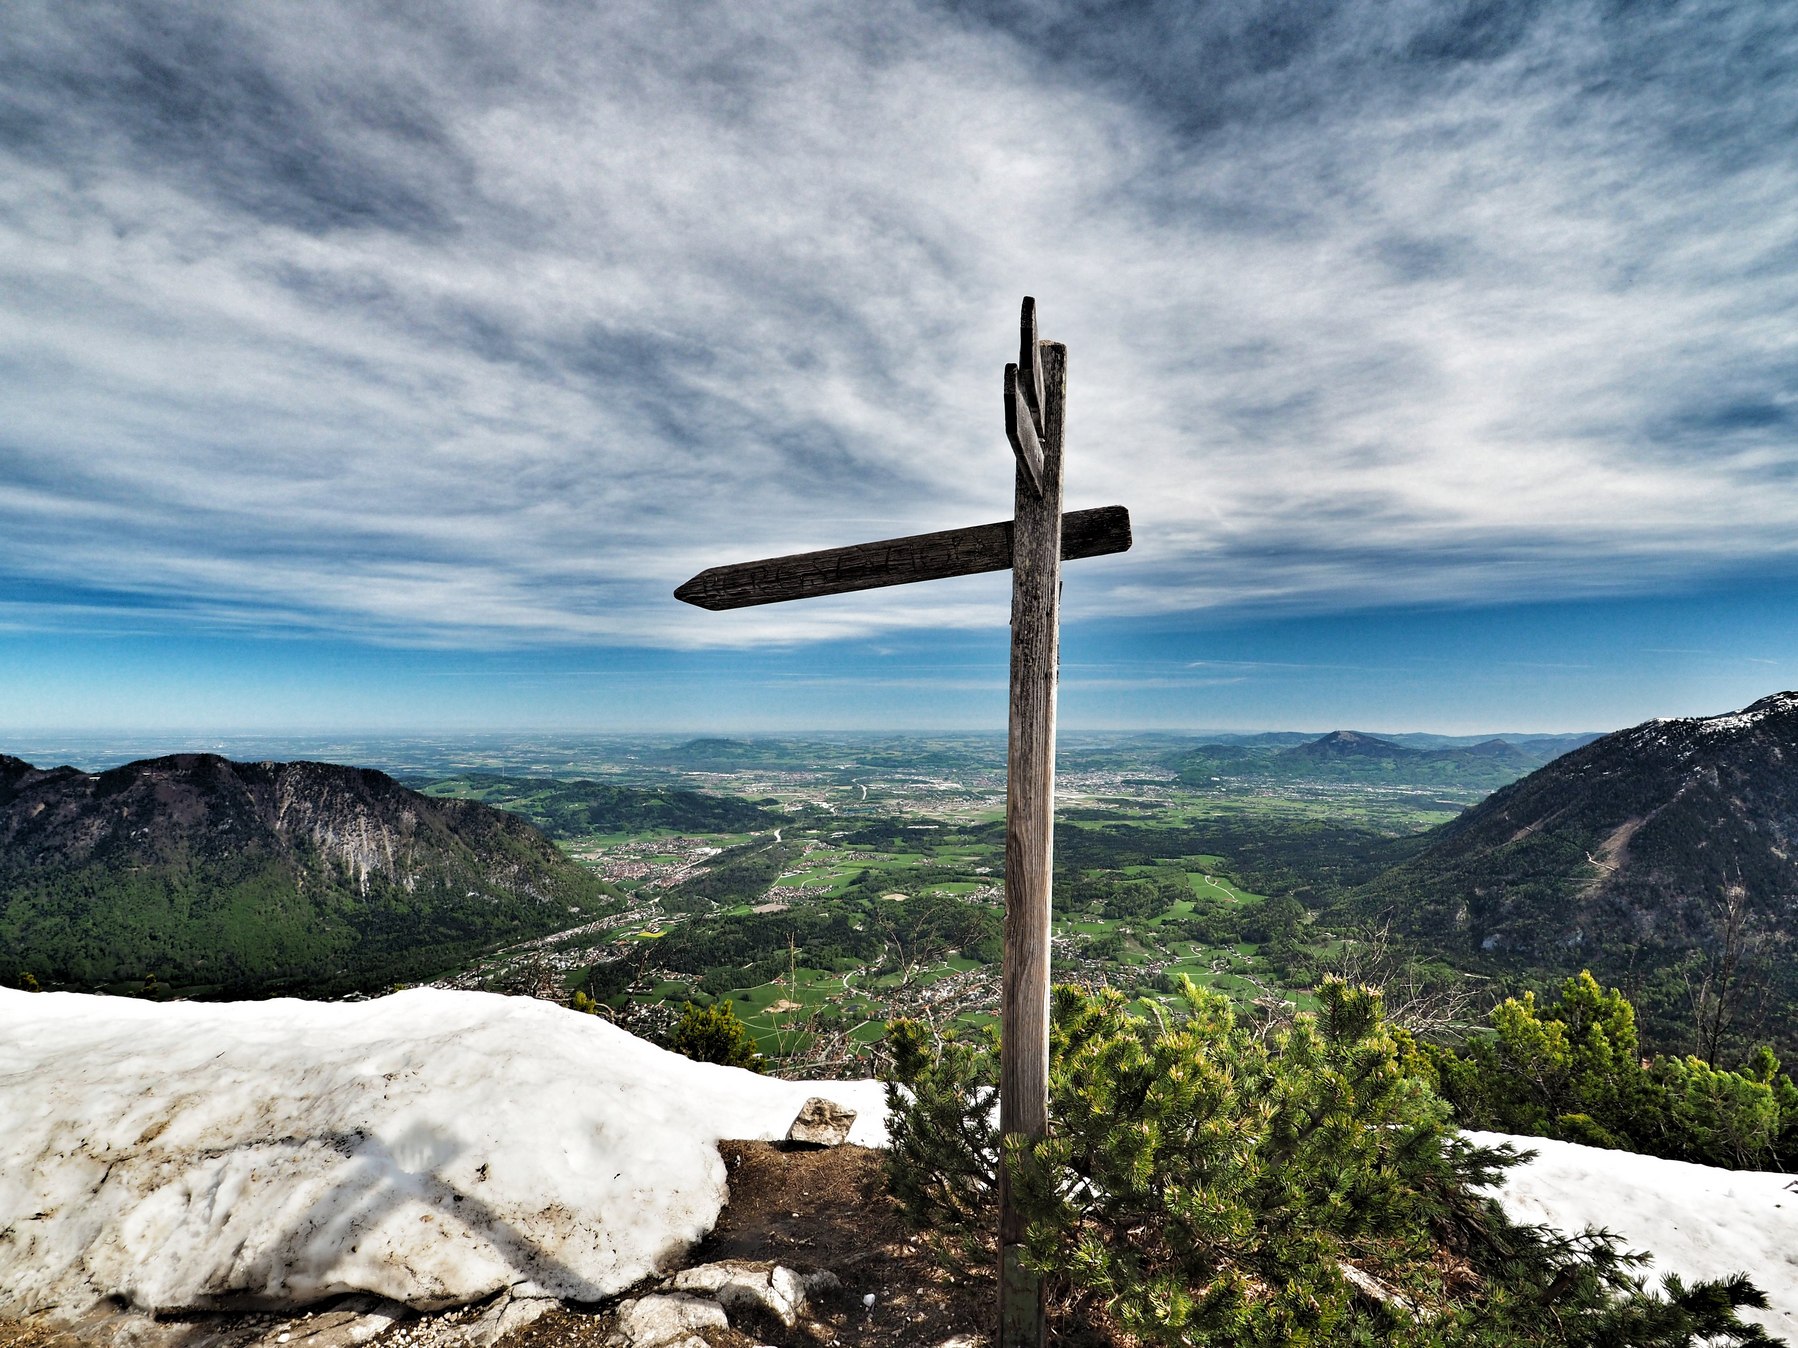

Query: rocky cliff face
left=0, top=754, right=614, bottom=995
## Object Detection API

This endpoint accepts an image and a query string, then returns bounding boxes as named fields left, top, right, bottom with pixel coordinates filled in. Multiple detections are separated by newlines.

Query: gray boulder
left=785, top=1096, right=857, bottom=1147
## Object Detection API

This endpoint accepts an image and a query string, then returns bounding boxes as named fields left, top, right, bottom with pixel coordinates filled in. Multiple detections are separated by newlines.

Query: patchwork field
left=415, top=733, right=1477, bottom=1070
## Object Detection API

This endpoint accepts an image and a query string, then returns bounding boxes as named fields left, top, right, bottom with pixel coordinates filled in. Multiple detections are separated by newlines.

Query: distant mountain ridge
left=1350, top=692, right=1798, bottom=1055
left=0, top=753, right=615, bottom=995
left=1168, top=728, right=1592, bottom=790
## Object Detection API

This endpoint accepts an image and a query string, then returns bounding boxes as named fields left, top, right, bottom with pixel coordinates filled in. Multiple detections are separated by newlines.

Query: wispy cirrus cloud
left=2, top=0, right=1795, bottom=649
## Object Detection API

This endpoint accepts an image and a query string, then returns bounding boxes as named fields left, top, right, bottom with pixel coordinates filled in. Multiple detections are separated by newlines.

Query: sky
left=3, top=0, right=1797, bottom=737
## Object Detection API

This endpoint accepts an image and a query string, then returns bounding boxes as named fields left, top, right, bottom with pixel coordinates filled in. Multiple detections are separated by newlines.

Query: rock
left=268, top=1299, right=411, bottom=1348
left=605, top=1293, right=728, bottom=1348
left=785, top=1096, right=857, bottom=1148
left=462, top=1294, right=555, bottom=1348
left=4, top=1297, right=413, bottom=1348
left=931, top=1337, right=985, bottom=1348
left=666, top=1259, right=836, bottom=1328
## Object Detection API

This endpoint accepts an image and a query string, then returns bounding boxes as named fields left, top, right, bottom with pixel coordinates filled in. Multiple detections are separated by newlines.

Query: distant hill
left=1183, top=731, right=1320, bottom=749
left=1168, top=729, right=1589, bottom=791
left=0, top=754, right=617, bottom=996
left=1349, top=692, right=1798, bottom=1056
left=658, top=737, right=765, bottom=765
left=414, top=773, right=789, bottom=838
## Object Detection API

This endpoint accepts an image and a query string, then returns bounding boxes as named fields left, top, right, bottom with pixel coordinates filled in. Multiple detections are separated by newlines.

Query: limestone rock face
left=785, top=1096, right=857, bottom=1148
left=0, top=753, right=610, bottom=993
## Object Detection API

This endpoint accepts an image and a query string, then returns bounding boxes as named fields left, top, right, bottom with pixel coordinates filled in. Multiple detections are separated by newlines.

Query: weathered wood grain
left=1018, top=295, right=1044, bottom=432
left=672, top=504, right=1129, bottom=610
left=1005, top=362, right=1044, bottom=495
left=997, top=338, right=1065, bottom=1348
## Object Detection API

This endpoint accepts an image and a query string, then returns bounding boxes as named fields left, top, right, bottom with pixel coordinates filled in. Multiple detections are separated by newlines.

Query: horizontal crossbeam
left=673, top=504, right=1131, bottom=611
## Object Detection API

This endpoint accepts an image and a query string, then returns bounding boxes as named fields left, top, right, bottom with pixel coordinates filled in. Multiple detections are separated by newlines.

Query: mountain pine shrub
left=1428, top=971, right=1798, bottom=1170
left=884, top=977, right=1773, bottom=1346
left=668, top=998, right=763, bottom=1071
left=569, top=988, right=602, bottom=1016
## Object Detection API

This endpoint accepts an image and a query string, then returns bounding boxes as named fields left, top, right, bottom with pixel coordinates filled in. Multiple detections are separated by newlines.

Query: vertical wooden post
left=673, top=296, right=1130, bottom=1347
left=998, top=339, right=1064, bottom=1347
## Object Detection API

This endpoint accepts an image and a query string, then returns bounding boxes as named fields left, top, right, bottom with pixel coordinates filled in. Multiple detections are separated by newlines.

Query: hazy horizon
left=0, top=721, right=1628, bottom=778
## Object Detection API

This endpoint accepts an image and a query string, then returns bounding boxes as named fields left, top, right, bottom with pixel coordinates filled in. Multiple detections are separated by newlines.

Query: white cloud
left=1, top=0, right=1794, bottom=647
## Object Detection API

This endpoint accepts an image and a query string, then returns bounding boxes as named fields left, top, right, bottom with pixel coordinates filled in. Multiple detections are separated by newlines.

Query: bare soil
left=502, top=1140, right=990, bottom=1348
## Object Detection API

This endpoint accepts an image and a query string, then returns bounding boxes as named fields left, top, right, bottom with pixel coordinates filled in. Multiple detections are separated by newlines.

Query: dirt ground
left=502, top=1140, right=991, bottom=1348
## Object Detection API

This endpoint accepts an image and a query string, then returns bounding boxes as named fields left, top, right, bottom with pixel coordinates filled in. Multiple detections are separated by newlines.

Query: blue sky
left=3, top=0, right=1796, bottom=737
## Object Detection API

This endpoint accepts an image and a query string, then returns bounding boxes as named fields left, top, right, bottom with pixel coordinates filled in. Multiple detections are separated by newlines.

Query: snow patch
left=1669, top=691, right=1798, bottom=737
left=0, top=989, right=884, bottom=1318
left=1472, top=1131, right=1798, bottom=1339
left=5, top=989, right=1794, bottom=1343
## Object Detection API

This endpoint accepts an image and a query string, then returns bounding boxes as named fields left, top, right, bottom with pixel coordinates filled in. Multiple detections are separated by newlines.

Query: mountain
left=1283, top=729, right=1420, bottom=762
left=1169, top=730, right=1568, bottom=790
left=1350, top=692, right=1798, bottom=1055
left=0, top=754, right=617, bottom=996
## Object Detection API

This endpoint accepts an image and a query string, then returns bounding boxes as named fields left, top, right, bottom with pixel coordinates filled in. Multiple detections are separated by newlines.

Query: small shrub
left=569, top=989, right=601, bottom=1016
left=669, top=999, right=763, bottom=1071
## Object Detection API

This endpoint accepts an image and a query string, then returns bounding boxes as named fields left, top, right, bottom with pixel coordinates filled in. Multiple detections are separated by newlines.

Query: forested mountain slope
left=1350, top=692, right=1798, bottom=1055
left=0, top=754, right=615, bottom=995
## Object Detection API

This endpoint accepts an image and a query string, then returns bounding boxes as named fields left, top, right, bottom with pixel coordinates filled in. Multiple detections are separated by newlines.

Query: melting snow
left=1696, top=713, right=1764, bottom=735
left=1627, top=693, right=1798, bottom=751
left=1471, top=1131, right=1798, bottom=1339
left=1, top=990, right=1793, bottom=1340
left=0, top=988, right=882, bottom=1318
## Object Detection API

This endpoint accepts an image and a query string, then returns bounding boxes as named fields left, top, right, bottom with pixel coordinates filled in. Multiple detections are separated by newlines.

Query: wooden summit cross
left=676, top=297, right=1131, bottom=1346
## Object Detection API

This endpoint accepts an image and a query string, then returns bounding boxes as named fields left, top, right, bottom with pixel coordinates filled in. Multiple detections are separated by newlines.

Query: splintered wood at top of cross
left=1005, top=296, right=1047, bottom=496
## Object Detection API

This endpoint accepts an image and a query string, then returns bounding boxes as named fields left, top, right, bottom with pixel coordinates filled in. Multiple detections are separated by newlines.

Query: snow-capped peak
left=1687, top=691, right=1798, bottom=736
